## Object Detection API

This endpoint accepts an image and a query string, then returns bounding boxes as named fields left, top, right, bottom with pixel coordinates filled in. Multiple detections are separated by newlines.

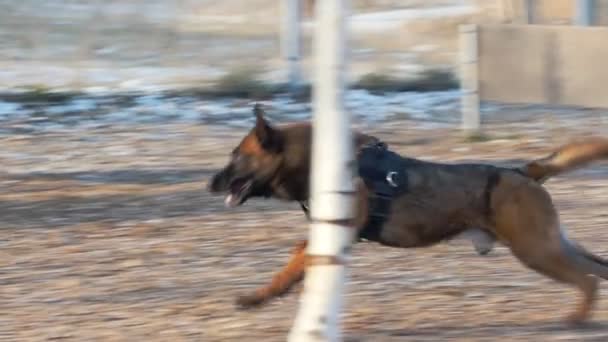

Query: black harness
left=299, top=141, right=410, bottom=243
left=356, top=141, right=410, bottom=242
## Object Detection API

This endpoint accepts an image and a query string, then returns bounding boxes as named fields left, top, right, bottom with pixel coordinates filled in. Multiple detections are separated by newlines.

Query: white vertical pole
left=575, top=0, right=594, bottom=26
left=288, top=0, right=353, bottom=341
left=281, top=0, right=302, bottom=92
left=460, top=24, right=480, bottom=133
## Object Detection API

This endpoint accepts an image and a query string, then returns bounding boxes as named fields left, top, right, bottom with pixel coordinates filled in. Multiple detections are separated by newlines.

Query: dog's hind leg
left=508, top=240, right=599, bottom=324
left=494, top=185, right=599, bottom=324
left=235, top=240, right=307, bottom=309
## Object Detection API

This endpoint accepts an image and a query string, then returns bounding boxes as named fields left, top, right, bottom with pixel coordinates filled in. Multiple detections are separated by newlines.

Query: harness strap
left=300, top=202, right=310, bottom=219
left=299, top=140, right=410, bottom=244
left=357, top=141, right=409, bottom=242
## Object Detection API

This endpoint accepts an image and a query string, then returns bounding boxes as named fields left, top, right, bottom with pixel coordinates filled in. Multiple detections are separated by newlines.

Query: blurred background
left=2, top=1, right=608, bottom=341
left=3, top=0, right=608, bottom=90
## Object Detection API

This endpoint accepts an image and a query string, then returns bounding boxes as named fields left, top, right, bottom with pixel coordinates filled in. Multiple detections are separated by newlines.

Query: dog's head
left=208, top=104, right=285, bottom=207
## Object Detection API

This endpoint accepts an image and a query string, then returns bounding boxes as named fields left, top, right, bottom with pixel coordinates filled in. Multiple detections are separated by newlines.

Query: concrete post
left=575, top=0, right=594, bottom=26
left=460, top=24, right=480, bottom=133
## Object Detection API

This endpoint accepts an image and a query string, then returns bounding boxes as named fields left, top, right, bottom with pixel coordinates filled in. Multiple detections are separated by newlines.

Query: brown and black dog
left=208, top=104, right=608, bottom=324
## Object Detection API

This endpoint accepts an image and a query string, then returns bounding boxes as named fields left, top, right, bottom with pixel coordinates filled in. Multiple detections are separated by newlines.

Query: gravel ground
left=2, top=110, right=608, bottom=341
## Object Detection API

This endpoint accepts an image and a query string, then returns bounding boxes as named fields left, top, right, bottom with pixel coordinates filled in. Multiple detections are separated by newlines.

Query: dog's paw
left=235, top=294, right=266, bottom=310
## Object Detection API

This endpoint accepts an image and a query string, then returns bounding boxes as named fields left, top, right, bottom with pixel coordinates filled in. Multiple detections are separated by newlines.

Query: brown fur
left=522, top=137, right=608, bottom=182
left=235, top=240, right=307, bottom=308
left=208, top=105, right=608, bottom=324
left=239, top=134, right=264, bottom=155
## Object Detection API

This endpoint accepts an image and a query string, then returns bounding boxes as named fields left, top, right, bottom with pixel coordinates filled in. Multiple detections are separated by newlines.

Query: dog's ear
left=253, top=103, right=283, bottom=152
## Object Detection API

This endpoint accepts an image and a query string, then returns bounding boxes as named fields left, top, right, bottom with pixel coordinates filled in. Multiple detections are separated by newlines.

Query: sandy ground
left=2, top=110, right=608, bottom=341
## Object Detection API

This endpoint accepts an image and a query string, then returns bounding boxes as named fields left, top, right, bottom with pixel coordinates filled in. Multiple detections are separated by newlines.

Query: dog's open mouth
left=225, top=178, right=253, bottom=208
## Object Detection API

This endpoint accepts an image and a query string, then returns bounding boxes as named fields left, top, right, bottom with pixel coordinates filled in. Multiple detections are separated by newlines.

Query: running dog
left=208, top=104, right=608, bottom=324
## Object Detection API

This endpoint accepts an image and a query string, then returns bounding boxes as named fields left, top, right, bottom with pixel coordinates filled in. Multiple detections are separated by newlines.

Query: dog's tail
left=520, top=137, right=608, bottom=182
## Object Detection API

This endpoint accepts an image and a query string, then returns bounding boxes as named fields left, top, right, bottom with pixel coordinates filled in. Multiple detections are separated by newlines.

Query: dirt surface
left=3, top=114, right=608, bottom=341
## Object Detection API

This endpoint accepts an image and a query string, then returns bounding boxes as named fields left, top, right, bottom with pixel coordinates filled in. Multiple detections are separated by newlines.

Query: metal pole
left=281, top=0, right=302, bottom=92
left=575, top=0, right=594, bottom=26
left=460, top=24, right=480, bottom=133
left=288, top=0, right=353, bottom=341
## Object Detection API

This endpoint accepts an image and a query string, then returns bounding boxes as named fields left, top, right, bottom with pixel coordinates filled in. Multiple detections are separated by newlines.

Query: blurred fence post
left=523, top=0, right=534, bottom=24
left=575, top=0, right=594, bottom=26
left=460, top=24, right=480, bottom=133
left=280, top=0, right=302, bottom=93
left=288, top=0, right=353, bottom=341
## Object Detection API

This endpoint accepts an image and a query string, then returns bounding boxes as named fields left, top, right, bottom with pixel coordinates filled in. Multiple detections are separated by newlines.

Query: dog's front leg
left=235, top=240, right=307, bottom=309
left=235, top=179, right=367, bottom=309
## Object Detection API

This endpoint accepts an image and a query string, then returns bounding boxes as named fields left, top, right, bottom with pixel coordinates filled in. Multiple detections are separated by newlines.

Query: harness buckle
left=386, top=171, right=399, bottom=187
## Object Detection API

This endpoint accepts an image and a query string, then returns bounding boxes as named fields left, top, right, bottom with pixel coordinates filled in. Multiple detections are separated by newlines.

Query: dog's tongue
left=224, top=194, right=240, bottom=208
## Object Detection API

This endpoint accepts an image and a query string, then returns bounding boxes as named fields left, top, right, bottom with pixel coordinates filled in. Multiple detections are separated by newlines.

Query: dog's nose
left=208, top=167, right=231, bottom=193
left=207, top=172, right=224, bottom=193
